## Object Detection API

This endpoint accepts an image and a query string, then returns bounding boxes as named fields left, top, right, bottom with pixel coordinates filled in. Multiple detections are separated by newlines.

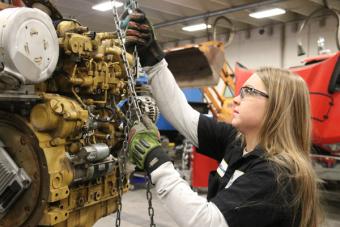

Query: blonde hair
left=255, top=67, right=323, bottom=227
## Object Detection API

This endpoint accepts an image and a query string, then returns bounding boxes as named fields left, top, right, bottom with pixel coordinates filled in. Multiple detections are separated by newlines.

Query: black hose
left=212, top=16, right=235, bottom=47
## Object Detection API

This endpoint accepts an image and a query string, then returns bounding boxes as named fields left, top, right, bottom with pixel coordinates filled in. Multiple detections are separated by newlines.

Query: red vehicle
left=235, top=52, right=340, bottom=181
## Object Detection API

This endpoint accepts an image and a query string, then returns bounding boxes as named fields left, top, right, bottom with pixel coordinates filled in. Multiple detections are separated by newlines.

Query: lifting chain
left=111, top=1, right=156, bottom=226
left=146, top=175, right=156, bottom=227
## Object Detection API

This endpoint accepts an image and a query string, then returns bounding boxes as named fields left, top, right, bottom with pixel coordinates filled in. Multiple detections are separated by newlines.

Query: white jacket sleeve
left=151, top=162, right=229, bottom=227
left=144, top=59, right=200, bottom=147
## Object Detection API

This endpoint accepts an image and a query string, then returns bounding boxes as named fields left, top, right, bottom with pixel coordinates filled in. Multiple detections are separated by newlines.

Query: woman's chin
left=231, top=118, right=239, bottom=128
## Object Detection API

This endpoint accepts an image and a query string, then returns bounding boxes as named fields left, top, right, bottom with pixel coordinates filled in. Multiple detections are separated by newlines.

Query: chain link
left=111, top=1, right=156, bottom=226
left=112, top=1, right=136, bottom=225
left=115, top=118, right=128, bottom=227
left=146, top=175, right=156, bottom=227
left=111, top=0, right=142, bottom=121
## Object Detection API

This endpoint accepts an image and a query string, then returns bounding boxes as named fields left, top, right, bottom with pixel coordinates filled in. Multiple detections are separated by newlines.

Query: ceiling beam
left=140, top=0, right=193, bottom=17
left=262, top=11, right=304, bottom=23
left=308, top=0, right=340, bottom=11
left=156, top=29, right=195, bottom=40
left=208, top=0, right=232, bottom=7
left=285, top=0, right=323, bottom=16
left=140, top=7, right=177, bottom=21
left=209, top=17, right=250, bottom=30
left=159, top=26, right=197, bottom=37
left=154, top=0, right=287, bottom=29
left=161, top=0, right=205, bottom=12
left=227, top=11, right=271, bottom=27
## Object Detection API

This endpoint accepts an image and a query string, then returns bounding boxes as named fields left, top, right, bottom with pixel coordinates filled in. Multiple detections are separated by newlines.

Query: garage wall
left=283, top=15, right=338, bottom=68
left=162, top=15, right=338, bottom=69
left=225, top=24, right=283, bottom=68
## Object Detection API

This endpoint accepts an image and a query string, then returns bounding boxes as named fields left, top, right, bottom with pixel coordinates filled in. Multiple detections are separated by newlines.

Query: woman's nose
left=233, top=95, right=241, bottom=106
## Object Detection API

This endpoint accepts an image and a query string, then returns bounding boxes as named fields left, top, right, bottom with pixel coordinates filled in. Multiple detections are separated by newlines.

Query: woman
left=125, top=10, right=323, bottom=227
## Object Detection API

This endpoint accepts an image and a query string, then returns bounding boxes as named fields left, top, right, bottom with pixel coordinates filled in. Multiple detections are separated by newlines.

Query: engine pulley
left=0, top=8, right=59, bottom=89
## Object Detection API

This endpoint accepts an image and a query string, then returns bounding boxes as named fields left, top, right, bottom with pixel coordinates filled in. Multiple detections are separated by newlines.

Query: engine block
left=0, top=6, right=134, bottom=227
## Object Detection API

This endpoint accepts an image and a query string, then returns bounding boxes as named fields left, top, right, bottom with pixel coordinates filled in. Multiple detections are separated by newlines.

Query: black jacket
left=197, top=115, right=300, bottom=227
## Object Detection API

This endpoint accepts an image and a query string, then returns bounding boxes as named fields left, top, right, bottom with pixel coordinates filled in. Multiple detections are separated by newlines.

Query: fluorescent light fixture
left=92, top=1, right=123, bottom=12
left=249, top=8, right=286, bottom=19
left=182, top=23, right=212, bottom=32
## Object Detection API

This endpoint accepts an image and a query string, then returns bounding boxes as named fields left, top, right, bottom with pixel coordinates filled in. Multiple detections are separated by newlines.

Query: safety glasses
left=240, top=86, right=269, bottom=99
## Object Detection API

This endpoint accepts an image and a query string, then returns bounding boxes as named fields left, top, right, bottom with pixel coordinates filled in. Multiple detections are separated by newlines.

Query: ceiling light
left=92, top=1, right=123, bottom=12
left=249, top=8, right=286, bottom=19
left=182, top=23, right=212, bottom=32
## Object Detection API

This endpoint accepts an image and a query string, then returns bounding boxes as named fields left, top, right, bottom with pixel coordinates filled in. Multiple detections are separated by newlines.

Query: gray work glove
left=120, top=9, right=164, bottom=67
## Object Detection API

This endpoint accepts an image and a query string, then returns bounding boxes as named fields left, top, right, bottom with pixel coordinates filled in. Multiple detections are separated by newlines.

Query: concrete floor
left=94, top=187, right=340, bottom=227
left=94, top=187, right=177, bottom=227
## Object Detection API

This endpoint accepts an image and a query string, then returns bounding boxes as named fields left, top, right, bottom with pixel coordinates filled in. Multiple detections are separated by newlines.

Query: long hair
left=255, top=67, right=323, bottom=227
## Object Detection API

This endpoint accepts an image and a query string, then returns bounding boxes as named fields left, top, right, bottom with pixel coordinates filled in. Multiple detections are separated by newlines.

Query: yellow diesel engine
left=0, top=6, right=137, bottom=227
